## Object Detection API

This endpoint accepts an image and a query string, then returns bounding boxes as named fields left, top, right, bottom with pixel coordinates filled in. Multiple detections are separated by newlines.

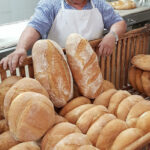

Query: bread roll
left=126, top=100, right=150, bottom=127
left=108, top=90, right=131, bottom=114
left=141, top=71, right=150, bottom=96
left=65, top=33, right=103, bottom=99
left=4, top=77, right=49, bottom=121
left=102, top=80, right=115, bottom=92
left=77, top=145, right=99, bottom=150
left=53, top=133, right=91, bottom=150
left=128, top=66, right=137, bottom=90
left=76, top=105, right=108, bottom=134
left=60, top=97, right=91, bottom=116
left=87, top=114, right=116, bottom=146
left=116, top=95, right=144, bottom=120
left=110, top=128, right=144, bottom=150
left=32, top=40, right=73, bottom=108
left=41, top=122, right=81, bottom=150
left=9, top=141, right=40, bottom=150
left=94, top=89, right=117, bottom=107
left=131, top=54, right=150, bottom=71
left=96, top=119, right=128, bottom=150
left=55, top=113, right=67, bottom=125
left=0, top=131, right=19, bottom=150
left=65, top=104, right=94, bottom=124
left=136, top=111, right=150, bottom=133
left=0, top=76, right=22, bottom=118
left=0, top=119, right=9, bottom=134
left=8, top=92, right=55, bottom=142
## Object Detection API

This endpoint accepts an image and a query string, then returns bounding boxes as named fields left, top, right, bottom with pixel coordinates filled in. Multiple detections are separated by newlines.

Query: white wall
left=0, top=0, right=39, bottom=25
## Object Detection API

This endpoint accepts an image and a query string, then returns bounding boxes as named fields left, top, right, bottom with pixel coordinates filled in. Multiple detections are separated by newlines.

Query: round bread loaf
left=0, top=131, right=19, bottom=150
left=102, top=80, right=115, bottom=92
left=77, top=145, right=99, bottom=150
left=65, top=104, right=94, bottom=124
left=32, top=40, right=73, bottom=108
left=60, top=96, right=91, bottom=116
left=116, top=95, right=144, bottom=120
left=96, top=119, right=128, bottom=150
left=141, top=71, right=150, bottom=96
left=110, top=128, right=144, bottom=150
left=4, top=77, right=49, bottom=121
left=108, top=90, right=131, bottom=114
left=9, top=141, right=40, bottom=150
left=53, top=133, right=91, bottom=150
left=41, top=122, right=81, bottom=150
left=65, top=33, right=103, bottom=99
left=0, top=76, right=22, bottom=118
left=0, top=119, right=9, bottom=134
left=87, top=113, right=116, bottom=146
left=76, top=105, right=108, bottom=134
left=94, top=89, right=117, bottom=107
left=8, top=92, right=55, bottom=142
left=131, top=54, right=150, bottom=71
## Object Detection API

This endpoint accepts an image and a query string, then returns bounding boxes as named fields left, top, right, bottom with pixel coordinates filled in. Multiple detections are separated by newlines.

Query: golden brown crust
left=102, top=80, right=115, bottom=92
left=54, top=113, right=68, bottom=125
left=65, top=33, right=103, bottom=99
left=77, top=145, right=99, bottom=150
left=32, top=40, right=73, bottom=108
left=0, top=119, right=9, bottom=134
left=131, top=54, right=150, bottom=71
left=8, top=92, right=55, bottom=142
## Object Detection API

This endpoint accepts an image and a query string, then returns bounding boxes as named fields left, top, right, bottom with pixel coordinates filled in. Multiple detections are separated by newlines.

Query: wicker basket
left=0, top=25, right=150, bottom=150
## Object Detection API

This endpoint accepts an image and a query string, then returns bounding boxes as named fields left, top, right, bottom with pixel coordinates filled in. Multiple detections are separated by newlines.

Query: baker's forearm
left=16, top=26, right=41, bottom=51
left=109, top=20, right=127, bottom=37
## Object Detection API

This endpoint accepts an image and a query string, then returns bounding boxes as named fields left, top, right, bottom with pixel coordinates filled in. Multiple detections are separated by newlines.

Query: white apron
left=48, top=0, right=104, bottom=48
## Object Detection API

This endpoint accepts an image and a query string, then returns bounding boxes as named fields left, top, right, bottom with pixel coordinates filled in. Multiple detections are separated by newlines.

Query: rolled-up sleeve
left=28, top=0, right=55, bottom=39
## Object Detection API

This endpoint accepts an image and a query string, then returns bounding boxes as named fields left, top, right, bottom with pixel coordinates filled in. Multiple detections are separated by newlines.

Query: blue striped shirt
left=28, top=0, right=123, bottom=39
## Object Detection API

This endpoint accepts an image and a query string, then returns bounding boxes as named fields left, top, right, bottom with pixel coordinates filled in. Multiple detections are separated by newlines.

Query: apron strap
left=91, top=0, right=96, bottom=8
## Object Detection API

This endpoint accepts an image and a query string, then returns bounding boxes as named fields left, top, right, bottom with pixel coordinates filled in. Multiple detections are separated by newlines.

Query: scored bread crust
left=65, top=33, right=103, bottom=99
left=32, top=40, right=73, bottom=108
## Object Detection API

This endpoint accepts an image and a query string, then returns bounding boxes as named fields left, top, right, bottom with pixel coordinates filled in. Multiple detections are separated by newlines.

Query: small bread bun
left=77, top=145, right=99, bottom=150
left=60, top=96, right=91, bottom=116
left=54, top=113, right=67, bottom=125
left=102, top=80, right=115, bottom=92
left=41, top=122, right=81, bottom=150
left=0, top=119, right=9, bottom=134
left=94, top=89, right=117, bottom=107
left=96, top=119, right=128, bottom=150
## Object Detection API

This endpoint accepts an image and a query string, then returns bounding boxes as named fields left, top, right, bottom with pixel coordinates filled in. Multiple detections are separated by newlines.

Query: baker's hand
left=0, top=48, right=27, bottom=73
left=98, top=32, right=116, bottom=56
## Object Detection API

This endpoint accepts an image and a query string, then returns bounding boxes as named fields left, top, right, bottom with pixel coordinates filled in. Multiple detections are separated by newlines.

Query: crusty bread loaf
left=141, top=71, right=150, bottom=96
left=87, top=113, right=116, bottom=146
left=0, top=76, right=22, bottom=118
left=94, top=89, right=117, bottom=107
left=110, top=128, right=144, bottom=150
left=76, top=105, right=108, bottom=134
left=9, top=141, right=40, bottom=150
left=8, top=92, right=55, bottom=142
left=0, top=119, right=9, bottom=134
left=131, top=54, right=150, bottom=71
left=110, top=0, right=136, bottom=10
left=108, top=90, right=131, bottom=114
left=32, top=40, right=73, bottom=108
left=128, top=66, right=137, bottom=90
left=0, top=131, right=19, bottom=150
left=65, top=33, right=103, bottom=99
left=41, top=122, right=81, bottom=150
left=102, top=80, right=115, bottom=92
left=77, top=145, right=99, bottom=150
left=4, top=77, right=49, bottom=121
left=60, top=96, right=91, bottom=116
left=53, top=133, right=91, bottom=150
left=116, top=95, right=144, bottom=120
left=65, top=104, right=94, bottom=124
left=136, top=111, right=150, bottom=133
left=96, top=119, right=128, bottom=150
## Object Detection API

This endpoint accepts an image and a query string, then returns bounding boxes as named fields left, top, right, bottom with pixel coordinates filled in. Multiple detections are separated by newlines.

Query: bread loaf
left=4, top=77, right=49, bottom=121
left=60, top=96, right=91, bottom=116
left=54, top=113, right=68, bottom=125
left=131, top=54, right=150, bottom=71
left=41, top=122, right=81, bottom=150
left=32, top=40, right=73, bottom=108
left=102, top=80, right=115, bottom=92
left=0, top=131, right=19, bottom=150
left=65, top=33, right=103, bottom=99
left=0, top=76, right=22, bottom=118
left=77, top=145, right=99, bottom=150
left=9, top=141, right=40, bottom=150
left=8, top=92, right=55, bottom=142
left=0, top=119, right=9, bottom=134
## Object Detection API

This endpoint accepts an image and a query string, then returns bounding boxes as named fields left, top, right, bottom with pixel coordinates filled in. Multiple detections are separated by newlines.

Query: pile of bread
left=0, top=33, right=150, bottom=150
left=129, top=54, right=150, bottom=97
left=110, top=0, right=136, bottom=10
